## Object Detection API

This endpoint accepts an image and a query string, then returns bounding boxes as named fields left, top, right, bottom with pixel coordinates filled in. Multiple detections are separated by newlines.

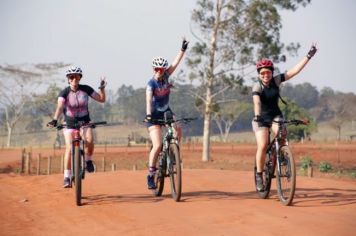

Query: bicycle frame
left=255, top=118, right=308, bottom=206
left=149, top=115, right=195, bottom=201
left=70, top=129, right=85, bottom=183
left=267, top=122, right=287, bottom=177
left=55, top=121, right=107, bottom=206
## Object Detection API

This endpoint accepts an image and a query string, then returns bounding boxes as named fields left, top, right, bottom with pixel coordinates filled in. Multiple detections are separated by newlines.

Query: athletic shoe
left=86, top=160, right=95, bottom=173
left=147, top=174, right=156, bottom=189
left=256, top=174, right=264, bottom=192
left=63, top=177, right=71, bottom=188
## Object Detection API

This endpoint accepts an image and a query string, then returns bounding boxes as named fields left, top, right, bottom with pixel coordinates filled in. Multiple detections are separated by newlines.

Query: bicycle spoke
left=169, top=144, right=181, bottom=202
left=276, top=146, right=296, bottom=206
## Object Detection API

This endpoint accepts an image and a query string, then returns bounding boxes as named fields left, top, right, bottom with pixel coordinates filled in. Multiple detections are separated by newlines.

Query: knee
left=151, top=143, right=162, bottom=152
left=257, top=143, right=268, bottom=152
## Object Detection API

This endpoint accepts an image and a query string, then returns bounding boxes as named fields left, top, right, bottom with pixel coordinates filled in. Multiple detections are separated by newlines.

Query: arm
left=146, top=89, right=153, bottom=115
left=96, top=88, right=106, bottom=103
left=285, top=44, right=317, bottom=81
left=166, top=38, right=189, bottom=75
left=252, top=83, right=261, bottom=117
left=47, top=98, right=64, bottom=127
left=54, top=99, right=64, bottom=120
left=91, top=77, right=107, bottom=103
left=253, top=95, right=261, bottom=117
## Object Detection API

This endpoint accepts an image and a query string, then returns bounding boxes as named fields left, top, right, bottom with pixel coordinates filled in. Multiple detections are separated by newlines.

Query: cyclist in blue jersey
left=252, top=44, right=317, bottom=191
left=47, top=66, right=107, bottom=187
left=144, top=38, right=189, bottom=189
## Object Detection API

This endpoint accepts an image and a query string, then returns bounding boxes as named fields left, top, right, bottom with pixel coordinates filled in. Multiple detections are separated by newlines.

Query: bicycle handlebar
left=143, top=117, right=197, bottom=126
left=272, top=119, right=309, bottom=126
left=55, top=121, right=108, bottom=130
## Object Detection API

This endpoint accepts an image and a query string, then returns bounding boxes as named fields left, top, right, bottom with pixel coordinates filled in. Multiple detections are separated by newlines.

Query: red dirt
left=1, top=143, right=356, bottom=235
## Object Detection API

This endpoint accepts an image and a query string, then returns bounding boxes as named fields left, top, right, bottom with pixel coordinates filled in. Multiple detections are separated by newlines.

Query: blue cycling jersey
left=146, top=72, right=172, bottom=112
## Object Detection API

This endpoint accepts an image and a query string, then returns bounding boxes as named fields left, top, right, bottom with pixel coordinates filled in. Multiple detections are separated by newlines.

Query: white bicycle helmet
left=152, top=57, right=169, bottom=69
left=66, top=66, right=83, bottom=77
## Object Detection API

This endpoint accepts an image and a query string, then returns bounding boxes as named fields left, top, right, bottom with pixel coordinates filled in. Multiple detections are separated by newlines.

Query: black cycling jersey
left=252, top=74, right=285, bottom=122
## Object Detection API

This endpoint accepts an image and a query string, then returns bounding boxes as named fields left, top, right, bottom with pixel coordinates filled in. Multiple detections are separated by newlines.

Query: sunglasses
left=68, top=74, right=81, bottom=80
left=259, top=71, right=272, bottom=76
left=154, top=67, right=165, bottom=73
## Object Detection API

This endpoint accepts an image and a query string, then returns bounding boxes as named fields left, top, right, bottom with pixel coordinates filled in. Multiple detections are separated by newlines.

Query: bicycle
left=56, top=121, right=107, bottom=206
left=254, top=119, right=308, bottom=206
left=146, top=112, right=196, bottom=202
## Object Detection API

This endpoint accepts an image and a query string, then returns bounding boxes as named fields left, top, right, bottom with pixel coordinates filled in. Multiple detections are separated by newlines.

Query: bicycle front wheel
left=153, top=152, right=166, bottom=197
left=276, top=146, right=296, bottom=206
left=254, top=152, right=273, bottom=199
left=74, top=144, right=82, bottom=206
left=168, top=143, right=181, bottom=201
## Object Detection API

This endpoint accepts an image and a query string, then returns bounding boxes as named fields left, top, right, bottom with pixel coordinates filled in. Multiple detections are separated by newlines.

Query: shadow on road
left=293, top=187, right=356, bottom=207
left=81, top=193, right=166, bottom=206
left=79, top=187, right=356, bottom=207
left=177, top=189, right=261, bottom=202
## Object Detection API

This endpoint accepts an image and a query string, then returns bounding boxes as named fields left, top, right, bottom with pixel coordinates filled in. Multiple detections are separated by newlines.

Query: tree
left=317, top=88, right=356, bottom=140
left=0, top=63, right=68, bottom=147
left=188, top=0, right=311, bottom=161
left=212, top=101, right=251, bottom=142
left=115, top=85, right=146, bottom=124
left=281, top=82, right=319, bottom=109
left=280, top=98, right=316, bottom=140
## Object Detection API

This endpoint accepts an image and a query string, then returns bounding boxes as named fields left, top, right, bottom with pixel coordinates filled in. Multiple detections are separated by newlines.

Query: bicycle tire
left=254, top=152, right=273, bottom=199
left=168, top=144, right=181, bottom=201
left=153, top=152, right=166, bottom=197
left=74, top=144, right=82, bottom=206
left=276, top=146, right=296, bottom=206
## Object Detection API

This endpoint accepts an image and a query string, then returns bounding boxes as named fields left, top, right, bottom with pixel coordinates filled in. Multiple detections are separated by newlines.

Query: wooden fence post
left=47, top=156, right=52, bottom=175
left=111, top=163, right=116, bottom=172
left=21, top=148, right=26, bottom=173
left=37, top=154, right=41, bottom=175
left=25, top=152, right=31, bottom=175
left=307, top=166, right=313, bottom=178
left=102, top=156, right=106, bottom=172
left=60, top=154, right=64, bottom=173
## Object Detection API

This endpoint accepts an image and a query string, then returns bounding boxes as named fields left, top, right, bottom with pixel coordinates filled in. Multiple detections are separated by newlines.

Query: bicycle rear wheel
left=168, top=144, right=181, bottom=201
left=276, top=146, right=296, bottom=206
left=254, top=152, right=273, bottom=199
left=153, top=152, right=166, bottom=197
left=74, top=144, right=82, bottom=206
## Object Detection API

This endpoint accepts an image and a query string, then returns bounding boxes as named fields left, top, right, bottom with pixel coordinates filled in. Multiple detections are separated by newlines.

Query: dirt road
left=1, top=169, right=356, bottom=236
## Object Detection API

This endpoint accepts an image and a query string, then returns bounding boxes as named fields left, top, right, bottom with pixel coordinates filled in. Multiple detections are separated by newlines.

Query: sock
left=86, top=155, right=92, bottom=161
left=64, top=170, right=71, bottom=178
left=148, top=166, right=156, bottom=176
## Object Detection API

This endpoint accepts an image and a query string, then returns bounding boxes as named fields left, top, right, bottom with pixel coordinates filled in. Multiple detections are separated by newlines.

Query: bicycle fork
left=71, top=131, right=84, bottom=183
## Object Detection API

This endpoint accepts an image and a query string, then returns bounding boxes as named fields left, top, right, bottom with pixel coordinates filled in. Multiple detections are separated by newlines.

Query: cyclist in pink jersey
left=47, top=66, right=107, bottom=187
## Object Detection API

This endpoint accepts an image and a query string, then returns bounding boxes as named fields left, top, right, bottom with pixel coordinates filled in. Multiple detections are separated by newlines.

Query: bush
left=319, top=161, right=332, bottom=173
left=300, top=156, right=313, bottom=171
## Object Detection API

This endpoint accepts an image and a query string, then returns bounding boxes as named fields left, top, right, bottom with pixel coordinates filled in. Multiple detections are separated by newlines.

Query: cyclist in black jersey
left=252, top=44, right=317, bottom=191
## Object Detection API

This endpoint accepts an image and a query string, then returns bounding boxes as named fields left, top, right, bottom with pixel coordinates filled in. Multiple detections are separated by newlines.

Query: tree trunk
left=202, top=111, right=211, bottom=162
left=201, top=0, right=221, bottom=162
left=202, top=85, right=213, bottom=162
left=6, top=123, right=13, bottom=147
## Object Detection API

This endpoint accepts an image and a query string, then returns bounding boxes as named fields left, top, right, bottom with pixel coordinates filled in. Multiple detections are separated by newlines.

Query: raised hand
left=307, top=43, right=317, bottom=59
left=181, top=38, right=189, bottom=52
left=98, top=77, right=107, bottom=89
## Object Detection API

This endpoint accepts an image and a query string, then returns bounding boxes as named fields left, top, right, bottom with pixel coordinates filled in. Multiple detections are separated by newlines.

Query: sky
left=1, top=0, right=356, bottom=94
